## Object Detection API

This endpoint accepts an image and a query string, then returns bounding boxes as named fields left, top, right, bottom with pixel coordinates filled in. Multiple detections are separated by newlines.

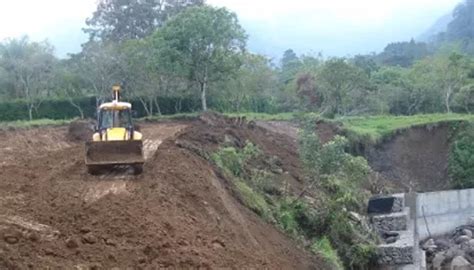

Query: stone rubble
left=422, top=224, right=474, bottom=269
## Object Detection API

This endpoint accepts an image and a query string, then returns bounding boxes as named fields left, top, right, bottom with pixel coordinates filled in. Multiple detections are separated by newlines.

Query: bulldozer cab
left=98, top=108, right=133, bottom=130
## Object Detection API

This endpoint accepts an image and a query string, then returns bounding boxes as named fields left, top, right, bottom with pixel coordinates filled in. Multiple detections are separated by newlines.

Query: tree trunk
left=200, top=81, right=208, bottom=111
left=28, top=104, right=33, bottom=121
left=154, top=97, right=161, bottom=116
left=175, top=98, right=182, bottom=114
left=138, top=97, right=152, bottom=117
left=69, top=98, right=84, bottom=119
left=446, top=86, right=452, bottom=113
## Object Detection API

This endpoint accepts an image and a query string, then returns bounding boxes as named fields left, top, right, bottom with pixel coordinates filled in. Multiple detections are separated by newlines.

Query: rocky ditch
left=422, top=223, right=474, bottom=269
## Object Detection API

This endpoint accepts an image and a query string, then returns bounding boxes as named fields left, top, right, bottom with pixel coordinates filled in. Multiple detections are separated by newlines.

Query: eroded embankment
left=0, top=119, right=322, bottom=269
left=364, top=124, right=452, bottom=193
left=314, top=121, right=456, bottom=193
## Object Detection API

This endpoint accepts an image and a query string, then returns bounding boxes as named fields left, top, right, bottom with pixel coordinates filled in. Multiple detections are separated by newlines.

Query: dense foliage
left=449, top=122, right=474, bottom=189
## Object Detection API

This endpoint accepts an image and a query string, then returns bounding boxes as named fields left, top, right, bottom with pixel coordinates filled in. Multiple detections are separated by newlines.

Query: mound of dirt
left=366, top=124, right=451, bottom=192
left=67, top=119, right=95, bottom=142
left=0, top=118, right=323, bottom=269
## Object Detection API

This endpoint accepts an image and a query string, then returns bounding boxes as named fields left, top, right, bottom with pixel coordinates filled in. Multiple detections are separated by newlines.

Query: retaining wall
left=416, top=188, right=474, bottom=240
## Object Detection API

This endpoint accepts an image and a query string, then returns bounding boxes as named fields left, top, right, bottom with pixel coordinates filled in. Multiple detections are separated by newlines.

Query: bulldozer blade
left=85, top=140, right=145, bottom=166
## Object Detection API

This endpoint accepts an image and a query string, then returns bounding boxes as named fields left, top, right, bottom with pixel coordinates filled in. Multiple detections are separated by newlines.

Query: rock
left=468, top=239, right=474, bottom=247
left=456, top=235, right=471, bottom=244
left=349, top=212, right=362, bottom=223
left=105, top=238, right=117, bottom=247
left=433, top=252, right=447, bottom=269
left=445, top=247, right=465, bottom=261
left=27, top=232, right=40, bottom=242
left=4, top=235, right=19, bottom=244
left=82, top=233, right=97, bottom=244
left=79, top=227, right=91, bottom=234
left=468, top=217, right=474, bottom=226
left=436, top=239, right=451, bottom=250
left=382, top=231, right=400, bottom=238
left=66, top=237, right=79, bottom=249
left=385, top=236, right=398, bottom=244
left=423, top=238, right=437, bottom=250
left=463, top=229, right=473, bottom=238
left=450, top=256, right=471, bottom=269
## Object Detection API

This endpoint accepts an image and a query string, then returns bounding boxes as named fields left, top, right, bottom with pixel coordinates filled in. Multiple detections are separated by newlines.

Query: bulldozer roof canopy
left=99, top=101, right=132, bottom=110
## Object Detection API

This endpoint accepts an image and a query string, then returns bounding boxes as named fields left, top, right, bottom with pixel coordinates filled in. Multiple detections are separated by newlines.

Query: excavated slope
left=0, top=120, right=322, bottom=269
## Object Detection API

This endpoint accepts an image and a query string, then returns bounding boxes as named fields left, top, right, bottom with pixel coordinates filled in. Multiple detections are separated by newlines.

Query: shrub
left=450, top=122, right=474, bottom=188
left=212, top=147, right=244, bottom=176
left=274, top=198, right=321, bottom=238
left=211, top=141, right=261, bottom=177
left=311, top=237, right=344, bottom=270
left=234, top=180, right=271, bottom=219
left=298, top=123, right=376, bottom=269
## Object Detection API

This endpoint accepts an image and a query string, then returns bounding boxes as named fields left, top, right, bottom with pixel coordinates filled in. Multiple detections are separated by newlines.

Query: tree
left=151, top=5, right=247, bottom=111
left=447, top=0, right=474, bottom=41
left=352, top=54, right=379, bottom=77
left=279, top=49, right=302, bottom=84
left=52, top=60, right=90, bottom=119
left=454, top=83, right=474, bottom=113
left=371, top=67, right=414, bottom=115
left=377, top=39, right=431, bottom=67
left=85, top=0, right=204, bottom=42
left=212, top=53, right=277, bottom=112
left=0, top=37, right=56, bottom=120
left=71, top=41, right=125, bottom=105
left=410, top=52, right=471, bottom=113
left=316, top=58, right=371, bottom=116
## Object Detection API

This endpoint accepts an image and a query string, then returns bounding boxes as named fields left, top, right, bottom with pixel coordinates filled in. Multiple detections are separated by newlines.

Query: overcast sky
left=0, top=0, right=462, bottom=58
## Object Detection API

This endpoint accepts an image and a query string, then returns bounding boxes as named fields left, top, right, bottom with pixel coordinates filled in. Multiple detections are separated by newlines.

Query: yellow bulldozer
left=85, top=84, right=144, bottom=175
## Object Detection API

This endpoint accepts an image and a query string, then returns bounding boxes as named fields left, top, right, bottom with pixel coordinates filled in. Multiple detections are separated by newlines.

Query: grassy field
left=141, top=112, right=296, bottom=121
left=337, top=113, right=474, bottom=143
left=2, top=112, right=473, bottom=143
left=0, top=118, right=72, bottom=129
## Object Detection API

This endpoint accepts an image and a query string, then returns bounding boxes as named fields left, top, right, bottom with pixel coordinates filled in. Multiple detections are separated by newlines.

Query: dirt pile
left=0, top=118, right=322, bottom=269
left=67, top=119, right=96, bottom=142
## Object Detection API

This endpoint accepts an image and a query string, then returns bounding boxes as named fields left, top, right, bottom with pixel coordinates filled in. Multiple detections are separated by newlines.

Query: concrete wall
left=416, top=189, right=474, bottom=240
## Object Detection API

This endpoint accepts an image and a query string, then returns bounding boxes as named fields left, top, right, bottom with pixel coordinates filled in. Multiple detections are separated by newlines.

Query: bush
left=0, top=96, right=200, bottom=121
left=274, top=199, right=320, bottom=238
left=211, top=141, right=261, bottom=177
left=450, top=122, right=474, bottom=188
left=298, top=123, right=376, bottom=269
left=234, top=180, right=271, bottom=219
left=311, top=237, right=344, bottom=270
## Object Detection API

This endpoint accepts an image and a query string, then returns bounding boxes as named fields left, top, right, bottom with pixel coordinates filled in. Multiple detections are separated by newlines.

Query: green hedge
left=0, top=96, right=202, bottom=121
left=0, top=95, right=280, bottom=121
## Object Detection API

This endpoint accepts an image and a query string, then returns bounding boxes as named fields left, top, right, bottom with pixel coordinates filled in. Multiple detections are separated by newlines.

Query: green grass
left=139, top=112, right=199, bottom=121
left=311, top=237, right=344, bottom=270
left=0, top=118, right=72, bottom=129
left=223, top=112, right=296, bottom=121
left=234, top=180, right=272, bottom=219
left=141, top=112, right=295, bottom=121
left=337, top=113, right=474, bottom=144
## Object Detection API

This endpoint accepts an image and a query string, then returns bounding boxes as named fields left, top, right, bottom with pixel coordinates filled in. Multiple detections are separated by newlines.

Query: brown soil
left=365, top=124, right=451, bottom=193
left=0, top=117, right=323, bottom=269
left=315, top=121, right=340, bottom=145
left=67, top=119, right=95, bottom=142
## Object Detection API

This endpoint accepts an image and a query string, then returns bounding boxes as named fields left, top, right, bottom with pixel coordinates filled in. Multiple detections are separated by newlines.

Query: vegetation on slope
left=210, top=121, right=378, bottom=269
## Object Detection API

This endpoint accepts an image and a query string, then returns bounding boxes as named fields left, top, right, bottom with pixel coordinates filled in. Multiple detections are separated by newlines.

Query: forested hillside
left=1, top=0, right=474, bottom=121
